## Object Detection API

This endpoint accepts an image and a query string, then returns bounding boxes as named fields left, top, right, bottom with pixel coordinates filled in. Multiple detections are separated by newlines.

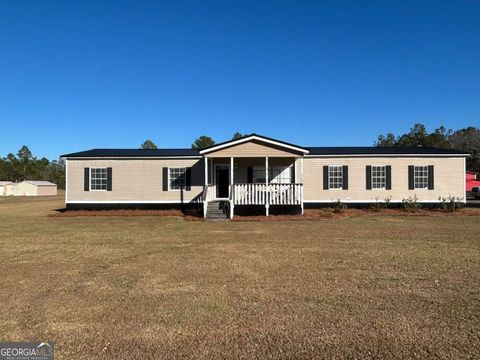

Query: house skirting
left=65, top=202, right=202, bottom=212
left=65, top=202, right=304, bottom=215
left=303, top=201, right=465, bottom=209
left=233, top=204, right=302, bottom=216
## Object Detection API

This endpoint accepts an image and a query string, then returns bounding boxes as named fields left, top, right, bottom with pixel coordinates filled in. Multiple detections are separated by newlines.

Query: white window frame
left=328, top=165, right=343, bottom=190
left=90, top=167, right=108, bottom=191
left=168, top=167, right=187, bottom=191
left=371, top=165, right=386, bottom=190
left=414, top=165, right=429, bottom=189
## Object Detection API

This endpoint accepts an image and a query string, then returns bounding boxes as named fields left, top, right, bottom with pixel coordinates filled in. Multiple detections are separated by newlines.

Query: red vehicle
left=466, top=172, right=480, bottom=196
left=465, top=172, right=480, bottom=192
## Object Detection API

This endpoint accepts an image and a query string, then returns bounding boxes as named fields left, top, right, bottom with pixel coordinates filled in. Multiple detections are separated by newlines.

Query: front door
left=215, top=165, right=230, bottom=198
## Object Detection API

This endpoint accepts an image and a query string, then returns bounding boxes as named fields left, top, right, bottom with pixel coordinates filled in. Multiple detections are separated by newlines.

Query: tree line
left=2, top=126, right=478, bottom=188
left=141, top=132, right=244, bottom=150
left=375, top=124, right=480, bottom=172
left=0, top=146, right=65, bottom=188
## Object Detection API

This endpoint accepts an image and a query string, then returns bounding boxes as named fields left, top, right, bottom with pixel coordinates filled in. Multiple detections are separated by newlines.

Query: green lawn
left=0, top=194, right=479, bottom=359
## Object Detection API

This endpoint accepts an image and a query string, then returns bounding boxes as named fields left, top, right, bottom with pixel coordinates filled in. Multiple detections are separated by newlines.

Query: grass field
left=0, top=194, right=479, bottom=359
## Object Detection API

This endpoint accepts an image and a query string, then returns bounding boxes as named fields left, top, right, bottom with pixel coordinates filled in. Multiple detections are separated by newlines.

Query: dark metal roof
left=306, top=146, right=469, bottom=156
left=61, top=148, right=200, bottom=158
left=62, top=144, right=469, bottom=158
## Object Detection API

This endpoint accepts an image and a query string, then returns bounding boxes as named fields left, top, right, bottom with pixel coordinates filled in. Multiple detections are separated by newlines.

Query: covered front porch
left=202, top=156, right=304, bottom=218
left=198, top=134, right=309, bottom=219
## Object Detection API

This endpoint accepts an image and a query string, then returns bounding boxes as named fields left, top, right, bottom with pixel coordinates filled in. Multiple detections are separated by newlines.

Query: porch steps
left=206, top=200, right=230, bottom=221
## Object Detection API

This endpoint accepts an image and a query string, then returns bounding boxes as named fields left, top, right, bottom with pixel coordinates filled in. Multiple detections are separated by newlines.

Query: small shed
left=12, top=181, right=58, bottom=196
left=0, top=181, right=13, bottom=196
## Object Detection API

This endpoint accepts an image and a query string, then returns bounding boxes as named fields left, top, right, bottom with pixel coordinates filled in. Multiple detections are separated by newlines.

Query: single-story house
left=11, top=181, right=58, bottom=196
left=61, top=134, right=468, bottom=219
left=0, top=181, right=13, bottom=196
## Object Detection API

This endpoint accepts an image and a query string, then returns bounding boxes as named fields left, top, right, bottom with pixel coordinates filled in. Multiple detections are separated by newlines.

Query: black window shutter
left=342, top=166, right=348, bottom=190
left=163, top=167, right=168, bottom=191
left=386, top=166, right=392, bottom=190
left=247, top=166, right=253, bottom=183
left=185, top=167, right=191, bottom=191
left=291, top=163, right=295, bottom=183
left=323, top=166, right=329, bottom=190
left=428, top=165, right=434, bottom=190
left=107, top=167, right=112, bottom=191
left=366, top=166, right=372, bottom=190
left=408, top=165, right=414, bottom=190
left=84, top=168, right=90, bottom=191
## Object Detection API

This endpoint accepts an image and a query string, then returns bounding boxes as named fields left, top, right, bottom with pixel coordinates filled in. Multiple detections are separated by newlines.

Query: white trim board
left=199, top=135, right=309, bottom=155
left=66, top=200, right=201, bottom=204
left=65, top=159, right=69, bottom=202
left=303, top=199, right=466, bottom=204
left=304, top=154, right=469, bottom=158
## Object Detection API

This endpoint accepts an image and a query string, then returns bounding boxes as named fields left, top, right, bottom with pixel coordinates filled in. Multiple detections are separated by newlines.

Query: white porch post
left=300, top=157, right=304, bottom=215
left=230, top=157, right=234, bottom=219
left=204, top=157, right=208, bottom=186
left=204, top=157, right=208, bottom=218
left=300, top=157, right=304, bottom=183
left=265, top=156, right=269, bottom=216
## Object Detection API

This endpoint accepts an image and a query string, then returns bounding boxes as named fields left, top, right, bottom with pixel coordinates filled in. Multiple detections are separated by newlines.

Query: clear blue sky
left=0, top=1, right=479, bottom=159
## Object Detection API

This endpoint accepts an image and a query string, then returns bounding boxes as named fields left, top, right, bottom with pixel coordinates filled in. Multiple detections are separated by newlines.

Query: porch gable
left=200, top=134, right=309, bottom=158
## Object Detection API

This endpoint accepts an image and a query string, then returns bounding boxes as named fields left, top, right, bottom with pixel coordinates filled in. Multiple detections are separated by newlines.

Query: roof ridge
left=89, top=147, right=194, bottom=150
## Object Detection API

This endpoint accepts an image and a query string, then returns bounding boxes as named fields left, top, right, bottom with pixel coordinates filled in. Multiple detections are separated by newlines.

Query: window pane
left=414, top=166, right=428, bottom=189
left=372, top=166, right=386, bottom=189
left=169, top=168, right=186, bottom=190
left=329, top=166, right=343, bottom=189
left=253, top=166, right=292, bottom=184
left=90, top=168, right=108, bottom=190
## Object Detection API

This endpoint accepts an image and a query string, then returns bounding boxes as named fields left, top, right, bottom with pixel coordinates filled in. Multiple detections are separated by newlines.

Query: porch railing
left=202, top=185, right=216, bottom=218
left=233, top=183, right=303, bottom=206
left=203, top=185, right=215, bottom=202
